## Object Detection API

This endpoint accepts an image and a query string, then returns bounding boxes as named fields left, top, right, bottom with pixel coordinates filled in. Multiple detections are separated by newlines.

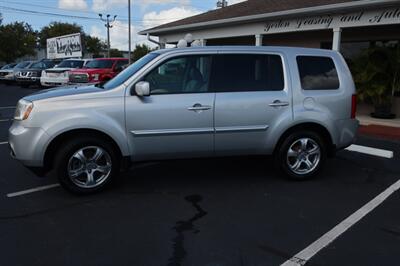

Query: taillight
left=351, top=94, right=357, bottom=119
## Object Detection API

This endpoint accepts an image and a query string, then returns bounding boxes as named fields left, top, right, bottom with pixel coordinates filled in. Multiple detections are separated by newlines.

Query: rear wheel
left=54, top=137, right=120, bottom=194
left=276, top=131, right=326, bottom=180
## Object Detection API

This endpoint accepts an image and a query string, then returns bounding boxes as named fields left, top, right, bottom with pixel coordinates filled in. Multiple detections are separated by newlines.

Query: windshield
left=15, top=62, right=30, bottom=68
left=31, top=62, right=45, bottom=69
left=102, top=53, right=159, bottom=89
left=85, top=60, right=114, bottom=69
left=57, top=60, right=84, bottom=68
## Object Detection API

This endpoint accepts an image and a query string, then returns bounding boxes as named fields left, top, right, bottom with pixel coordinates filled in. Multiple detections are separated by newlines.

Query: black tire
left=54, top=136, right=120, bottom=194
left=276, top=130, right=326, bottom=180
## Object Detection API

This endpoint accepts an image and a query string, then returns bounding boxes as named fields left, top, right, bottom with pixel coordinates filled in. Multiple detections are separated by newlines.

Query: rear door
left=212, top=52, right=291, bottom=155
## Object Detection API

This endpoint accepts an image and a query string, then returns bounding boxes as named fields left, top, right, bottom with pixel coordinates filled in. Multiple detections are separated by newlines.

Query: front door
left=125, top=54, right=215, bottom=161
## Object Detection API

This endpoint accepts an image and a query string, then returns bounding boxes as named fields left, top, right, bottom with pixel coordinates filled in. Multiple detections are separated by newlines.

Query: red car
left=68, top=58, right=128, bottom=84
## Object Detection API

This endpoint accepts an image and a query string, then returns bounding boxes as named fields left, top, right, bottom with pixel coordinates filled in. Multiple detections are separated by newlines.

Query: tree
left=84, top=35, right=107, bottom=57
left=132, top=44, right=152, bottom=62
left=0, top=22, right=36, bottom=63
left=39, top=22, right=84, bottom=48
left=109, top=48, right=123, bottom=57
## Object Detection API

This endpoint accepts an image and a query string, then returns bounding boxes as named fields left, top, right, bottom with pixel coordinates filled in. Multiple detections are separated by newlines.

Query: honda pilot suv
left=9, top=46, right=358, bottom=194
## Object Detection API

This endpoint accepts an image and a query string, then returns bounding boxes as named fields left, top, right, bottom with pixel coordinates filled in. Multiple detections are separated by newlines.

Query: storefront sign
left=47, top=33, right=82, bottom=59
left=264, top=7, right=400, bottom=33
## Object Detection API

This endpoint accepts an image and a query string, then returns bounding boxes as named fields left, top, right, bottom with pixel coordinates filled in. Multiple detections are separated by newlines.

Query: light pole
left=99, top=13, right=117, bottom=58
left=128, top=0, right=131, bottom=64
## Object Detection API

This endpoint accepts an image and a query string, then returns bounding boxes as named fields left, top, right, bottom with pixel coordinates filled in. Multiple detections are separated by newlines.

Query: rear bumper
left=335, top=118, right=359, bottom=150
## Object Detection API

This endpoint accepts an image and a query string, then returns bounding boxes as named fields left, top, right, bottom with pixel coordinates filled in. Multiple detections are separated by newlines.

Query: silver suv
left=9, top=46, right=359, bottom=194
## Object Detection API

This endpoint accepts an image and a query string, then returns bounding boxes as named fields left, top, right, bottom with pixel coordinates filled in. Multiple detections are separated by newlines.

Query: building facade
left=140, top=0, right=400, bottom=117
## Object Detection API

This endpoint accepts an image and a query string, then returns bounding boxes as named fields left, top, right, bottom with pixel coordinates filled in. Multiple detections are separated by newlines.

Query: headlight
left=41, top=70, right=46, bottom=77
left=91, top=74, right=100, bottom=81
left=14, top=99, right=34, bottom=121
left=64, top=71, right=69, bottom=78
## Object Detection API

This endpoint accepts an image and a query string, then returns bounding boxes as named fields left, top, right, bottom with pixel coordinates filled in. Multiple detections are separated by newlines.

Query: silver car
left=9, top=46, right=359, bottom=194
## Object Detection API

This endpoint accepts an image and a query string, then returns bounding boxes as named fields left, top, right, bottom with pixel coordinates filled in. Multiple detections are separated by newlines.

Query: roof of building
left=139, top=0, right=397, bottom=35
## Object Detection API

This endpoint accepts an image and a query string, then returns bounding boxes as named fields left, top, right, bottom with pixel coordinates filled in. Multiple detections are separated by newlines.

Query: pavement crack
left=166, top=194, right=207, bottom=266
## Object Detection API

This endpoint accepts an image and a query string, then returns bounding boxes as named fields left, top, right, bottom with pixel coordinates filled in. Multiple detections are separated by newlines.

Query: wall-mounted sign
left=47, top=33, right=82, bottom=59
left=264, top=7, right=400, bottom=34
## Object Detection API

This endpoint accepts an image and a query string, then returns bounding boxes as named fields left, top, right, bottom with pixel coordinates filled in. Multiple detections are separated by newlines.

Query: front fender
left=42, top=114, right=129, bottom=158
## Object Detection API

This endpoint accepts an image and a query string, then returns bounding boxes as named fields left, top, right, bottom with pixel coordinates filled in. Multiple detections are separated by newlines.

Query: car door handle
left=269, top=100, right=289, bottom=107
left=188, top=103, right=212, bottom=111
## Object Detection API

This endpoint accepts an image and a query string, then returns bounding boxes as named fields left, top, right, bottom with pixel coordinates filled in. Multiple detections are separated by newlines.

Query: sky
left=0, top=0, right=246, bottom=50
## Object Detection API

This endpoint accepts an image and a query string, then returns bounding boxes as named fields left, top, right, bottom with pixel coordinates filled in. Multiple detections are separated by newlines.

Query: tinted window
left=57, top=60, right=84, bottom=68
left=143, top=55, right=212, bottom=94
left=297, top=56, right=339, bottom=90
left=43, top=61, right=56, bottom=68
left=30, top=62, right=45, bottom=69
left=15, top=62, right=31, bottom=68
left=86, top=60, right=115, bottom=69
left=210, top=54, right=284, bottom=92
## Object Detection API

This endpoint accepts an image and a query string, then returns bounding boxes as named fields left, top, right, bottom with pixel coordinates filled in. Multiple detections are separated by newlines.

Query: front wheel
left=276, top=131, right=326, bottom=180
left=54, top=137, right=120, bottom=194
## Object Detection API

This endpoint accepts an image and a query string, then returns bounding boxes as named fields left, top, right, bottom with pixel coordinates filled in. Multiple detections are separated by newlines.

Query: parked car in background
left=1, top=61, right=34, bottom=84
left=41, top=59, right=92, bottom=87
left=16, top=60, right=58, bottom=88
left=9, top=46, right=358, bottom=194
left=69, top=58, right=128, bottom=84
left=0, top=63, right=17, bottom=83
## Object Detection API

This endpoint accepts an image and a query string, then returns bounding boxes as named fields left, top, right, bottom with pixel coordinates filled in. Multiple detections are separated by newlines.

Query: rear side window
left=297, top=56, right=339, bottom=90
left=210, top=54, right=284, bottom=92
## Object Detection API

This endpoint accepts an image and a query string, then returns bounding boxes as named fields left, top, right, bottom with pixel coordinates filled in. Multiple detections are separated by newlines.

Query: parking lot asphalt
left=0, top=83, right=399, bottom=266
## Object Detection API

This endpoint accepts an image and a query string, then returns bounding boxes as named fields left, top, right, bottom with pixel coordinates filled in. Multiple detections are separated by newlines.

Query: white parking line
left=0, top=141, right=8, bottom=145
left=0, top=119, right=12, bottom=122
left=0, top=106, right=15, bottom=109
left=345, top=144, right=394, bottom=159
left=281, top=178, right=400, bottom=266
left=7, top=184, right=60, bottom=198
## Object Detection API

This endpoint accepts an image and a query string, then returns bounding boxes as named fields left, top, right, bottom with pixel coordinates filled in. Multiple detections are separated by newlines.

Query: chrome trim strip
left=215, top=125, right=269, bottom=133
left=131, top=128, right=214, bottom=137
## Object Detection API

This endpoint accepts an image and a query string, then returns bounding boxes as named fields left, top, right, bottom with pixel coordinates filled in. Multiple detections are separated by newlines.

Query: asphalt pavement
left=0, top=83, right=399, bottom=266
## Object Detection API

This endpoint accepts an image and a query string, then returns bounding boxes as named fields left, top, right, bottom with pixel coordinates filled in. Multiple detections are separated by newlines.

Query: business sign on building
left=264, top=7, right=400, bottom=34
left=47, top=33, right=82, bottom=59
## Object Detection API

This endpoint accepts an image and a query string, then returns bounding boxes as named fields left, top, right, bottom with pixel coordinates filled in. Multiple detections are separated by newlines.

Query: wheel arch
left=43, top=128, right=124, bottom=171
left=273, top=122, right=336, bottom=157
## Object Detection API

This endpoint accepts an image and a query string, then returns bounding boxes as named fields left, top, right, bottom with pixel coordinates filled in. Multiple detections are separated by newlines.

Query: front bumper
left=16, top=76, right=40, bottom=84
left=40, top=76, right=69, bottom=87
left=8, top=122, right=49, bottom=167
left=0, top=74, right=15, bottom=81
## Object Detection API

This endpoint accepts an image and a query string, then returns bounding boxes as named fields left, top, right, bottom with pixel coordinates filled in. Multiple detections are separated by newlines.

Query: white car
left=40, top=59, right=91, bottom=87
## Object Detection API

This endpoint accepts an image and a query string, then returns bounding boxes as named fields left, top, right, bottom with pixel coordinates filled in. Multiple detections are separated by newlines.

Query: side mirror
left=135, top=81, right=150, bottom=96
left=114, top=66, right=123, bottom=72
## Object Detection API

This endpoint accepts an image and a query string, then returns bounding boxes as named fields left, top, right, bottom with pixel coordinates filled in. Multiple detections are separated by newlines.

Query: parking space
left=0, top=83, right=399, bottom=266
